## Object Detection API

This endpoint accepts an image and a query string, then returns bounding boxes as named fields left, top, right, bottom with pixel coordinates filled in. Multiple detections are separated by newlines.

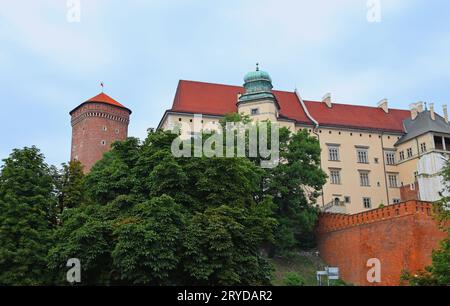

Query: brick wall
left=71, top=102, right=130, bottom=172
left=400, top=182, right=420, bottom=202
left=316, top=201, right=446, bottom=286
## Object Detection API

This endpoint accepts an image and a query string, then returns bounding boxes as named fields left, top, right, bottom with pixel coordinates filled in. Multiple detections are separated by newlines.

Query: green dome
left=244, top=69, right=272, bottom=83
left=242, top=64, right=273, bottom=95
left=238, top=64, right=276, bottom=104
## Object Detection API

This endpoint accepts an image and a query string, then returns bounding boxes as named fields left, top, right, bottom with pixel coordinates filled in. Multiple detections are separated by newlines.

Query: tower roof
left=396, top=110, right=450, bottom=145
left=240, top=65, right=276, bottom=104
left=70, top=92, right=132, bottom=115
left=244, top=69, right=272, bottom=83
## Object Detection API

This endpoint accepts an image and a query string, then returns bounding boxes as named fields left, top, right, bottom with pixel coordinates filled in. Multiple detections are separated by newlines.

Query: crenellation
left=316, top=201, right=435, bottom=233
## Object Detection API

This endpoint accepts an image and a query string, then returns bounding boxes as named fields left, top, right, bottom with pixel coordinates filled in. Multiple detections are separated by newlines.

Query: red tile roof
left=170, top=80, right=311, bottom=124
left=167, top=80, right=411, bottom=133
left=303, top=100, right=410, bottom=132
left=70, top=92, right=132, bottom=115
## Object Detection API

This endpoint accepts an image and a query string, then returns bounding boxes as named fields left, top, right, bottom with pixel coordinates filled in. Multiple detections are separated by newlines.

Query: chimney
left=443, top=105, right=448, bottom=123
left=429, top=103, right=435, bottom=120
left=416, top=101, right=424, bottom=113
left=410, top=103, right=418, bottom=120
left=377, top=98, right=389, bottom=114
left=322, top=93, right=332, bottom=108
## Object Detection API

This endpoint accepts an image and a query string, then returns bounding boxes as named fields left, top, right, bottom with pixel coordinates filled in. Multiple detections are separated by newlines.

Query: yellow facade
left=158, top=72, right=450, bottom=214
left=159, top=98, right=410, bottom=214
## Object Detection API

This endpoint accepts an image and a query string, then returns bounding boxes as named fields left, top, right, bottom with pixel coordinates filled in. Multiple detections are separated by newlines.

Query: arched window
left=334, top=198, right=340, bottom=206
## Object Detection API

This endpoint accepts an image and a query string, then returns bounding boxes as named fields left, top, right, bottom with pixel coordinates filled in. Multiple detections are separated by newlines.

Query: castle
left=70, top=66, right=450, bottom=214
left=69, top=68, right=449, bottom=285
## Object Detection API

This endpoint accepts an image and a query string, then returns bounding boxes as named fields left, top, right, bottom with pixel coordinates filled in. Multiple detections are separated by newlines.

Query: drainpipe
left=313, top=127, right=325, bottom=208
left=295, top=90, right=325, bottom=207
left=380, top=132, right=390, bottom=205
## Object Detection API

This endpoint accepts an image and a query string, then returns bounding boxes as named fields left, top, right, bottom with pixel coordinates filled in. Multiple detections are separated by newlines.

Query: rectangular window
left=420, top=143, right=427, bottom=153
left=388, top=174, right=398, bottom=188
left=330, top=169, right=341, bottom=185
left=399, top=151, right=405, bottom=161
left=407, top=148, right=413, bottom=158
left=357, top=149, right=369, bottom=164
left=251, top=108, right=259, bottom=115
left=344, top=196, right=351, bottom=204
left=385, top=151, right=396, bottom=165
left=434, top=136, right=444, bottom=150
left=328, top=146, right=340, bottom=161
left=363, top=197, right=372, bottom=209
left=359, top=171, right=370, bottom=187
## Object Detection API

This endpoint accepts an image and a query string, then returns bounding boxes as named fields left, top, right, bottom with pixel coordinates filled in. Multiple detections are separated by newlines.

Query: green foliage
left=112, top=195, right=187, bottom=285
left=56, top=160, right=86, bottom=213
left=0, top=147, right=56, bottom=285
left=283, top=272, right=305, bottom=286
left=220, top=115, right=327, bottom=254
left=183, top=202, right=276, bottom=285
left=47, top=130, right=277, bottom=285
left=48, top=204, right=114, bottom=285
left=85, top=138, right=141, bottom=205
left=1, top=113, right=326, bottom=285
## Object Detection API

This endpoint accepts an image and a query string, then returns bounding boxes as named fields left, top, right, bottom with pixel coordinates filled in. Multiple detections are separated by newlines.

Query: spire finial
left=100, top=82, right=104, bottom=93
left=256, top=62, right=259, bottom=71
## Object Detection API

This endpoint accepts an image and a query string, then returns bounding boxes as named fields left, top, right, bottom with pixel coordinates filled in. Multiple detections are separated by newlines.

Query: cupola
left=238, top=64, right=278, bottom=106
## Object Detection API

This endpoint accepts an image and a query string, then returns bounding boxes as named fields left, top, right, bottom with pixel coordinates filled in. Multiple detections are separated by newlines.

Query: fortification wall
left=316, top=201, right=446, bottom=286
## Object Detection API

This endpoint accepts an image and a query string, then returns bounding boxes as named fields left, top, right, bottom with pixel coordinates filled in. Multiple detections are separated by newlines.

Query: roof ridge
left=303, top=99, right=410, bottom=112
left=179, top=79, right=243, bottom=89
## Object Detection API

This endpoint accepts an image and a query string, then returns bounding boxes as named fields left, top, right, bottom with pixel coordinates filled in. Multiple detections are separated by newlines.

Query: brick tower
left=70, top=92, right=132, bottom=172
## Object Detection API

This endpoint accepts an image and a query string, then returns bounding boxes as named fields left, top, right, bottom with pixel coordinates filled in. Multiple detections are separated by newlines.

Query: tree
left=48, top=131, right=277, bottom=285
left=182, top=200, right=276, bottom=285
left=221, top=113, right=327, bottom=255
left=85, top=138, right=141, bottom=205
left=0, top=147, right=56, bottom=285
left=112, top=195, right=187, bottom=285
left=56, top=160, right=86, bottom=213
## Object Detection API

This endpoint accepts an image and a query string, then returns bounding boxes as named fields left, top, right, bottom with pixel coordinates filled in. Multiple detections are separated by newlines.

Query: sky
left=1, top=0, right=450, bottom=166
